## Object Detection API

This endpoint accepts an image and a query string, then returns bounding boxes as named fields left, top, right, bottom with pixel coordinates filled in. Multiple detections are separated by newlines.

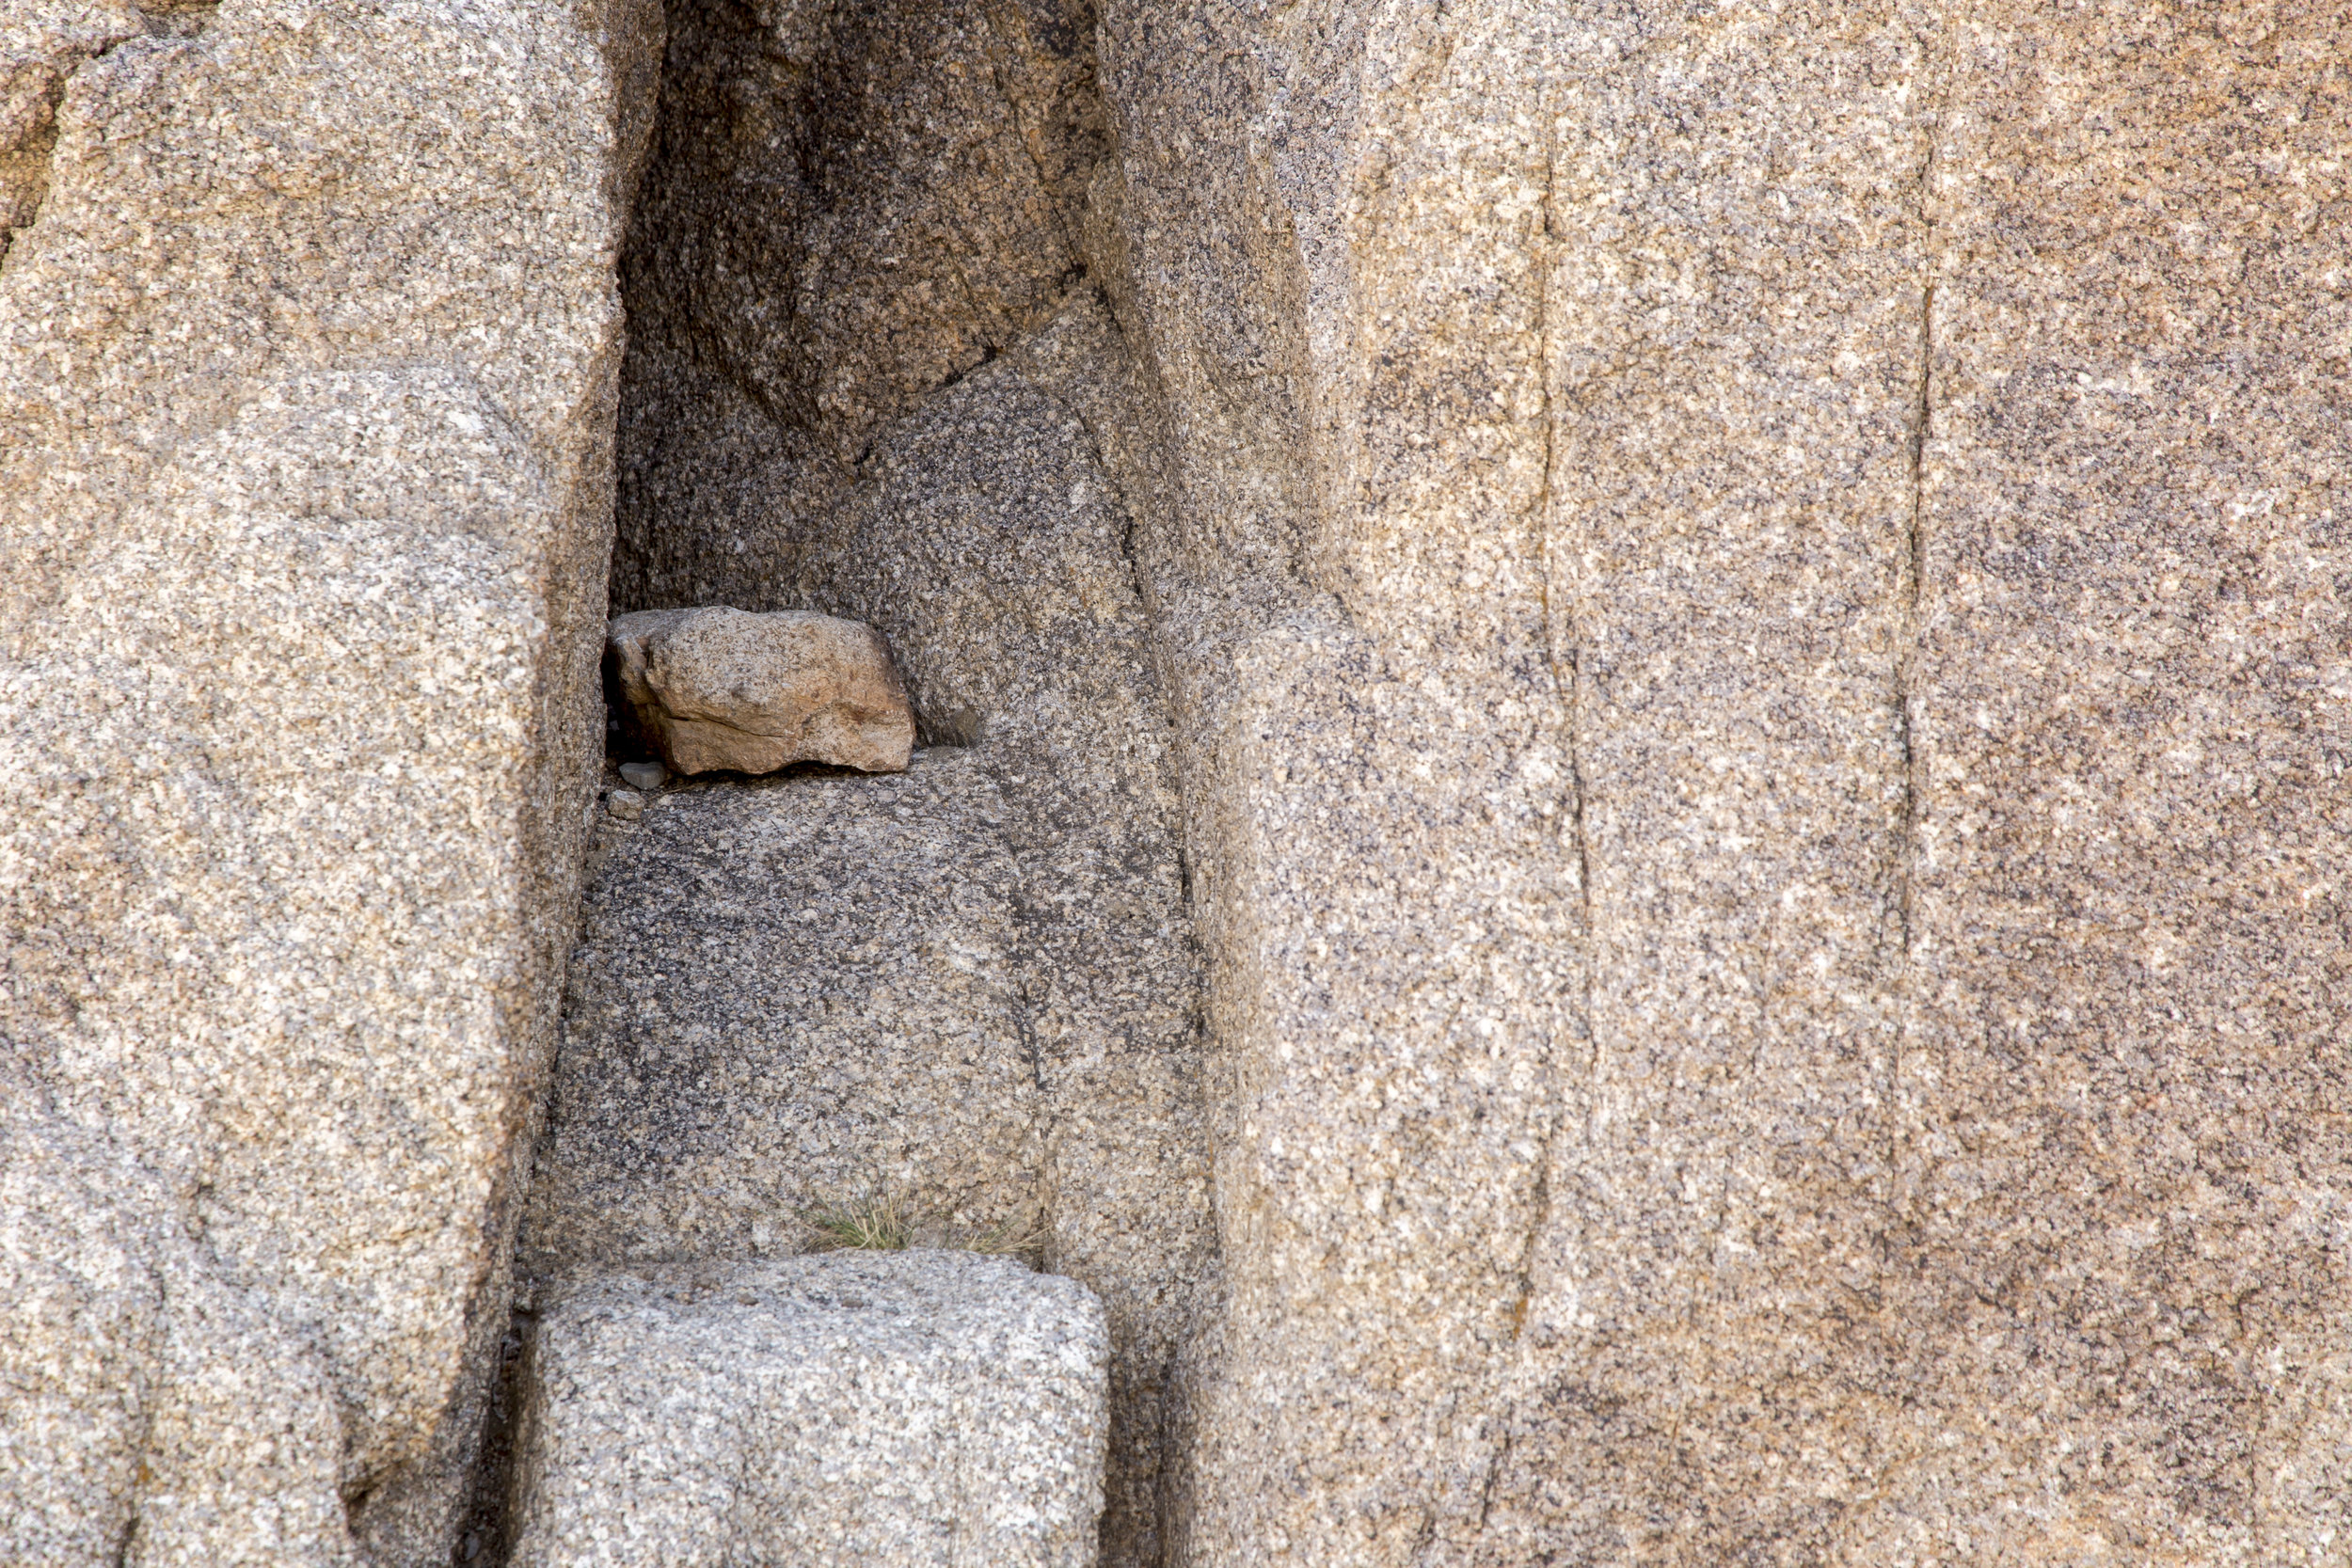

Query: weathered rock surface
left=508, top=1251, right=1108, bottom=1568
left=0, top=0, right=660, bottom=1559
left=1084, top=0, right=2352, bottom=1561
left=535, top=294, right=1208, bottom=1561
left=607, top=605, right=914, bottom=776
left=0, top=1071, right=353, bottom=1567
left=612, top=0, right=1104, bottom=614
left=525, top=750, right=1044, bottom=1268
left=1, top=0, right=140, bottom=266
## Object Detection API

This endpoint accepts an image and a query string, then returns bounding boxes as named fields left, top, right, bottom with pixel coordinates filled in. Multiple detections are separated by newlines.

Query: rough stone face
left=797, top=315, right=1219, bottom=1568
left=612, top=0, right=1105, bottom=614
left=607, top=605, right=914, bottom=775
left=1074, top=8, right=1574, bottom=1556
left=1873, top=8, right=2352, bottom=1556
left=534, top=295, right=1209, bottom=1563
left=507, top=1251, right=1109, bottom=1568
left=0, top=0, right=660, bottom=1559
left=0, top=0, right=141, bottom=266
left=0, top=1071, right=354, bottom=1568
left=524, top=750, right=1045, bottom=1270
left=1081, top=0, right=2352, bottom=1561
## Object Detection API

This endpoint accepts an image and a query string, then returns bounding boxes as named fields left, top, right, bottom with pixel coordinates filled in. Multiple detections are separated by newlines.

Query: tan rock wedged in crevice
left=606, top=605, right=915, bottom=776
left=6, top=0, right=2341, bottom=1558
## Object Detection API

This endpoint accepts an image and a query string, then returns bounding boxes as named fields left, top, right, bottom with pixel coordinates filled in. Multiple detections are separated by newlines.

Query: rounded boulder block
left=508, top=1251, right=1108, bottom=1568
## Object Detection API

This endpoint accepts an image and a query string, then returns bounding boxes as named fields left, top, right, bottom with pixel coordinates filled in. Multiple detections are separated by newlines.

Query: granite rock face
left=507, top=1251, right=1109, bottom=1568
left=531, top=290, right=1208, bottom=1565
left=612, top=0, right=1104, bottom=613
left=7, top=0, right=2344, bottom=1560
left=525, top=750, right=1044, bottom=1269
left=1081, top=1, right=2352, bottom=1562
left=0, top=0, right=660, bottom=1559
left=607, top=606, right=914, bottom=776
left=1, top=1073, right=353, bottom=1567
left=0, top=0, right=140, bottom=266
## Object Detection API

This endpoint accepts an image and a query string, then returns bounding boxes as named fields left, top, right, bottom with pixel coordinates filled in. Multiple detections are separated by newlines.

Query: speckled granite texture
left=0, top=1069, right=354, bottom=1566
left=530, top=284, right=1209, bottom=1564
left=526, top=752, right=1044, bottom=1266
left=507, top=1251, right=1108, bottom=1568
left=609, top=0, right=1104, bottom=614
left=0, top=0, right=660, bottom=1560
left=7, top=0, right=2345, bottom=1560
left=1083, top=2, right=2352, bottom=1562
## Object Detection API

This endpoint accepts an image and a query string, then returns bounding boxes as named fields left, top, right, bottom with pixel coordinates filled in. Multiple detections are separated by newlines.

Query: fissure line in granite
left=1474, top=92, right=1571, bottom=1559
left=1894, top=277, right=1934, bottom=970
left=1524, top=99, right=1578, bottom=1309
left=1891, top=15, right=1944, bottom=983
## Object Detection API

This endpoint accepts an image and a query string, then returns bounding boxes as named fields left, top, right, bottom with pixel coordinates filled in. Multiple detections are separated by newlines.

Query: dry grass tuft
left=962, top=1212, right=1047, bottom=1268
left=797, top=1193, right=1045, bottom=1267
left=802, top=1195, right=912, bottom=1253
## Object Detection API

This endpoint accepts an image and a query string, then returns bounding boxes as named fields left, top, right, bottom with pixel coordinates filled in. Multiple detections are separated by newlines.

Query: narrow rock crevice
left=1513, top=123, right=1576, bottom=1350
left=1895, top=274, right=1933, bottom=964
left=494, top=4, right=1212, bottom=1562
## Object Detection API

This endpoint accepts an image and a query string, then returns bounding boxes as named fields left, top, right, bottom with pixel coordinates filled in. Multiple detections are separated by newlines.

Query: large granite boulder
left=1086, top=0, right=2352, bottom=1560
left=0, top=0, right=660, bottom=1559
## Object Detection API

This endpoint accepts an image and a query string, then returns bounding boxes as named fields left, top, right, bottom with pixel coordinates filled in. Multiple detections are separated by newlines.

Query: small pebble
left=607, top=788, right=644, bottom=820
left=619, top=760, right=666, bottom=790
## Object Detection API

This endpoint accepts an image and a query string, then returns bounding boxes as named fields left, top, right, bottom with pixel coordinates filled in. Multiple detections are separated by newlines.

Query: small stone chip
left=618, top=761, right=666, bottom=791
left=606, top=789, right=644, bottom=821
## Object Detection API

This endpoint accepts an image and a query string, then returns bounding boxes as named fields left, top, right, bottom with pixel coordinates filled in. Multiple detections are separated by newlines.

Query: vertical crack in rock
left=12, top=0, right=2339, bottom=1560
left=1886, top=20, right=1944, bottom=1180
left=1895, top=8, right=1942, bottom=969
left=1897, top=275, right=1933, bottom=963
left=1884, top=270, right=1933, bottom=1191
left=1518, top=127, right=1573, bottom=1346
left=1463, top=78, right=1570, bottom=1565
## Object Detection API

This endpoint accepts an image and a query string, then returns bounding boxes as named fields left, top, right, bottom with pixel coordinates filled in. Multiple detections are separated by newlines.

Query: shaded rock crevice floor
left=527, top=752, right=1046, bottom=1270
